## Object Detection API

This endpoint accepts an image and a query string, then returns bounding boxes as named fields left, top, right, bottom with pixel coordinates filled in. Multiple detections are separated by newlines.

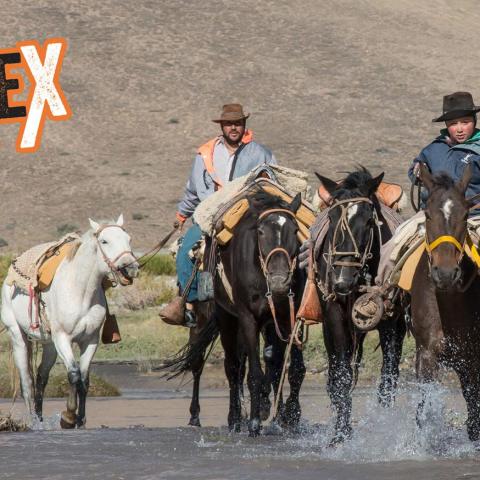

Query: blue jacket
left=408, top=129, right=480, bottom=201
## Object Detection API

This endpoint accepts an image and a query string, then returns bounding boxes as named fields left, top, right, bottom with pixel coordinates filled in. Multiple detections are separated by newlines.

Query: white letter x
left=19, top=40, right=70, bottom=151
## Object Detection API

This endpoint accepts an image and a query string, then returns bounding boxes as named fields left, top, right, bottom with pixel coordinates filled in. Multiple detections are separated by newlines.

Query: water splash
left=289, top=383, right=477, bottom=462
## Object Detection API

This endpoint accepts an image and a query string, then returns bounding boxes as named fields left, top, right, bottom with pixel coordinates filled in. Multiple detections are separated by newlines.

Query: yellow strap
left=427, top=235, right=463, bottom=253
left=466, top=235, right=480, bottom=268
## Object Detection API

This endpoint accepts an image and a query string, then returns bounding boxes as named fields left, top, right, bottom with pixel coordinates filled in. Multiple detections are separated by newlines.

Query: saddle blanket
left=6, top=233, right=80, bottom=293
left=193, top=164, right=316, bottom=238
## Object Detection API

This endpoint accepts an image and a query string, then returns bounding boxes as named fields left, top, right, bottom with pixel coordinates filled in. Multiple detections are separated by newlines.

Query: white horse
left=1, top=215, right=139, bottom=428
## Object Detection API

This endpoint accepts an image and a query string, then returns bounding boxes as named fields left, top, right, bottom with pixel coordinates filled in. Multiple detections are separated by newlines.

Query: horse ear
left=315, top=172, right=338, bottom=196
left=457, top=163, right=472, bottom=195
left=419, top=162, right=434, bottom=191
left=116, top=213, right=124, bottom=227
left=289, top=193, right=302, bottom=213
left=364, top=172, right=384, bottom=196
left=89, top=218, right=100, bottom=232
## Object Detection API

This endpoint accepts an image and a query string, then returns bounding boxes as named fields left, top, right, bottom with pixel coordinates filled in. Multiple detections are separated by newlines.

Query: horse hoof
left=281, top=399, right=301, bottom=427
left=188, top=417, right=201, bottom=427
left=328, top=428, right=352, bottom=448
left=60, top=411, right=76, bottom=430
left=260, top=404, right=271, bottom=422
left=228, top=422, right=241, bottom=433
left=248, top=419, right=261, bottom=437
left=76, top=417, right=86, bottom=429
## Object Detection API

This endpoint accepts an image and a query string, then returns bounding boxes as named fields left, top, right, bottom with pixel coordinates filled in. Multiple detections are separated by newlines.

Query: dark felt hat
left=212, top=104, right=250, bottom=123
left=432, top=91, right=480, bottom=122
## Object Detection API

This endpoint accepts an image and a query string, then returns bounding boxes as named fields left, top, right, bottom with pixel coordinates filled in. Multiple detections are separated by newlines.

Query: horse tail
left=161, top=313, right=219, bottom=379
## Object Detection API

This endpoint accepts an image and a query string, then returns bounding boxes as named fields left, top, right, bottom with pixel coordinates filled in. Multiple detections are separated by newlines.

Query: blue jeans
left=176, top=223, right=202, bottom=302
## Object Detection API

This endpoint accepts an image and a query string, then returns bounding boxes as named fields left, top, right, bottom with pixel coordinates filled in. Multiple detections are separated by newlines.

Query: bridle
left=257, top=208, right=300, bottom=344
left=321, top=197, right=381, bottom=298
left=257, top=208, right=298, bottom=288
left=94, top=224, right=137, bottom=285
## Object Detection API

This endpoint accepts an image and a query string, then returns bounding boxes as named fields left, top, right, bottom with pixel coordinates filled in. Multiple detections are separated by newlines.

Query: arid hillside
left=0, top=0, right=479, bottom=250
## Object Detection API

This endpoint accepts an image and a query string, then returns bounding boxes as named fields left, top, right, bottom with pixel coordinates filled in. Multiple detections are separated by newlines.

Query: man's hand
left=174, top=212, right=187, bottom=231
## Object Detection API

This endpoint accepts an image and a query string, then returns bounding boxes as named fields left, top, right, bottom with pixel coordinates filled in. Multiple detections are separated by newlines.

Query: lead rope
left=270, top=320, right=303, bottom=423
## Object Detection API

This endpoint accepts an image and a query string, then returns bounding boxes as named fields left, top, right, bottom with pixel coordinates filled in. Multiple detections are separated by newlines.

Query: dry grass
left=108, top=273, right=176, bottom=311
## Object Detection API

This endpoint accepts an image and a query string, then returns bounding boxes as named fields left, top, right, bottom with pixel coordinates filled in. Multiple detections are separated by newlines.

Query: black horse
left=315, top=168, right=406, bottom=444
left=212, top=188, right=306, bottom=436
left=165, top=189, right=306, bottom=434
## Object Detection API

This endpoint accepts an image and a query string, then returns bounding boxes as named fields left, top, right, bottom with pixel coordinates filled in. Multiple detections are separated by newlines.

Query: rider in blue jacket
left=408, top=91, right=480, bottom=206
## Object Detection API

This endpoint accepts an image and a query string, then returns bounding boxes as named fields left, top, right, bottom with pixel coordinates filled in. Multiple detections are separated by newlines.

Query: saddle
left=6, top=233, right=121, bottom=344
left=213, top=178, right=316, bottom=245
left=318, top=181, right=406, bottom=212
left=6, top=233, right=80, bottom=293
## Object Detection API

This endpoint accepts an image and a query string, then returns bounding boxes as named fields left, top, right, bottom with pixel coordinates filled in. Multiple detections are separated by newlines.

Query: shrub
left=141, top=253, right=176, bottom=276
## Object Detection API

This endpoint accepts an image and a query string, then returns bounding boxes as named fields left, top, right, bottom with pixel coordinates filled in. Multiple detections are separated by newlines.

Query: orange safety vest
left=197, top=129, right=253, bottom=189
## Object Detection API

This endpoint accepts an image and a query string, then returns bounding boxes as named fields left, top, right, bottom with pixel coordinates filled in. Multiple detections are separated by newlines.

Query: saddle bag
left=296, top=242, right=323, bottom=324
left=197, top=271, right=214, bottom=302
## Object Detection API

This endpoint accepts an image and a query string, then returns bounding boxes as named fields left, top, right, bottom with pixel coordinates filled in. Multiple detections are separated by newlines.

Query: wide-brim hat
left=432, top=91, right=480, bottom=122
left=212, top=103, right=250, bottom=123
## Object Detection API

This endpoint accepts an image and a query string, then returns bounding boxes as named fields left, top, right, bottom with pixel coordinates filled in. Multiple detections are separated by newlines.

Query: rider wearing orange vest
left=174, top=104, right=276, bottom=326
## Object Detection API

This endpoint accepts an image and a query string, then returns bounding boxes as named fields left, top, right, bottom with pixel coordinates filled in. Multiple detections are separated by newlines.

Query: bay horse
left=411, top=163, right=480, bottom=441
left=315, top=168, right=406, bottom=444
left=1, top=215, right=139, bottom=428
left=214, top=188, right=306, bottom=436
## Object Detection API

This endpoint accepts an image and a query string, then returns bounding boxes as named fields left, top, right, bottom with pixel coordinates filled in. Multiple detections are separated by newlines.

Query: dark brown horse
left=214, top=189, right=306, bottom=436
left=165, top=189, right=305, bottom=434
left=411, top=163, right=480, bottom=441
left=315, top=168, right=407, bottom=445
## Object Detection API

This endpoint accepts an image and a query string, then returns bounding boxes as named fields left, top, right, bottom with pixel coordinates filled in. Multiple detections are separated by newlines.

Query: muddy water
left=1, top=368, right=480, bottom=479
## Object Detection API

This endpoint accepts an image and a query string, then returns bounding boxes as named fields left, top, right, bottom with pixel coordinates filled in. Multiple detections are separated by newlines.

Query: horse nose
left=431, top=265, right=461, bottom=289
left=334, top=279, right=356, bottom=296
left=269, top=274, right=290, bottom=294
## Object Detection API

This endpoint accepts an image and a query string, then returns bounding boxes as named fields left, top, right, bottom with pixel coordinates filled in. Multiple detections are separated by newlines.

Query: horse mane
left=66, top=219, right=116, bottom=262
left=428, top=172, right=456, bottom=191
left=66, top=239, right=82, bottom=261
left=332, top=166, right=374, bottom=200
left=246, top=188, right=293, bottom=216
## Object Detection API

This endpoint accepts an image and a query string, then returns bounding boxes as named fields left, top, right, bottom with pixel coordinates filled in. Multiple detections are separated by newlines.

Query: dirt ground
left=0, top=0, right=479, bottom=250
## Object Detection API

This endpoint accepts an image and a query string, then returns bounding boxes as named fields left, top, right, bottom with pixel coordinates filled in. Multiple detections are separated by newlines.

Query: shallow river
left=1, top=368, right=480, bottom=479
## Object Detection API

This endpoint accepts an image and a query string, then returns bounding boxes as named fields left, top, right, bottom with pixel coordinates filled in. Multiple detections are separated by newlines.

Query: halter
left=321, top=197, right=380, bottom=298
left=257, top=208, right=301, bottom=345
left=425, top=235, right=464, bottom=255
left=94, top=224, right=137, bottom=285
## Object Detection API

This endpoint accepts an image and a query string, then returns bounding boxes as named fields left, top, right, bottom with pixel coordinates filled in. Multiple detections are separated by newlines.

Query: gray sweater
left=177, top=140, right=277, bottom=218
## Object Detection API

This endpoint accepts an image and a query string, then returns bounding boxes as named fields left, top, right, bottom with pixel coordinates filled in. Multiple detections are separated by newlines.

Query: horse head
left=248, top=190, right=302, bottom=295
left=316, top=168, right=384, bottom=296
left=419, top=163, right=477, bottom=291
left=88, top=214, right=139, bottom=285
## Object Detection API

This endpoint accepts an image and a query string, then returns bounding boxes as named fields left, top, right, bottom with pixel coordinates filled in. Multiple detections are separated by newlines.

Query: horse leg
left=415, top=343, right=441, bottom=429
left=283, top=344, right=306, bottom=429
left=7, top=325, right=34, bottom=416
left=53, top=332, right=80, bottom=429
left=188, top=325, right=204, bottom=427
left=34, top=342, right=57, bottom=420
left=323, top=305, right=355, bottom=445
left=76, top=340, right=98, bottom=428
left=262, top=330, right=286, bottom=421
left=259, top=323, right=276, bottom=421
left=377, top=314, right=406, bottom=407
left=456, top=363, right=480, bottom=441
left=240, top=310, right=265, bottom=437
left=218, top=309, right=242, bottom=432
